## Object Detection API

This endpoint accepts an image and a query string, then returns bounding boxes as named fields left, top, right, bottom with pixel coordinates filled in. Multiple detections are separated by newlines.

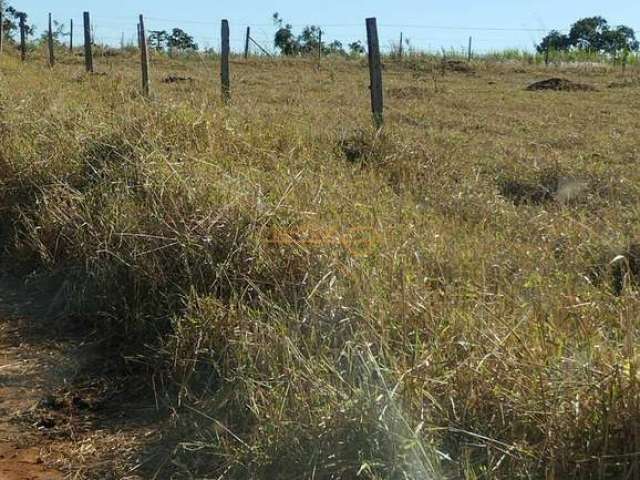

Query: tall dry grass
left=1, top=48, right=640, bottom=478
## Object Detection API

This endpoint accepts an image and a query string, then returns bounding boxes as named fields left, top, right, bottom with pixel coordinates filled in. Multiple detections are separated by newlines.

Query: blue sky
left=10, top=0, right=640, bottom=53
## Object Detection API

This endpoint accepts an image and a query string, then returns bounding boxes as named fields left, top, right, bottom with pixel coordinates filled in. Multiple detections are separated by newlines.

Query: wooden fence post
left=0, top=8, right=4, bottom=57
left=399, top=32, right=403, bottom=59
left=366, top=17, right=383, bottom=128
left=139, top=15, right=150, bottom=97
left=318, top=29, right=322, bottom=60
left=48, top=13, right=55, bottom=67
left=19, top=13, right=26, bottom=62
left=221, top=19, right=230, bottom=103
left=244, top=26, right=250, bottom=59
left=69, top=19, right=73, bottom=52
left=83, top=12, right=93, bottom=72
left=468, top=36, right=472, bottom=61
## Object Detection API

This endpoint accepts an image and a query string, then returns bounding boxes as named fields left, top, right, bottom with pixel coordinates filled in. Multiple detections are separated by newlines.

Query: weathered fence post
left=366, top=17, right=383, bottom=128
left=244, top=26, right=250, bottom=59
left=69, top=19, right=73, bottom=52
left=221, top=19, right=230, bottom=103
left=468, top=36, right=472, bottom=61
left=399, top=32, right=403, bottom=59
left=139, top=15, right=150, bottom=97
left=83, top=11, right=93, bottom=72
left=19, top=13, right=26, bottom=61
left=318, top=29, right=322, bottom=60
left=48, top=13, right=55, bottom=67
left=0, top=8, right=4, bottom=57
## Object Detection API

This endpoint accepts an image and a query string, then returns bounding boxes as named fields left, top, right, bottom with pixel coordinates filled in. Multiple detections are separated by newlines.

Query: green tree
left=568, top=16, right=609, bottom=51
left=600, top=26, right=639, bottom=53
left=168, top=28, right=197, bottom=51
left=272, top=13, right=346, bottom=56
left=325, top=40, right=345, bottom=55
left=273, top=12, right=299, bottom=55
left=2, top=3, right=34, bottom=42
left=536, top=30, right=570, bottom=53
left=538, top=17, right=639, bottom=55
left=348, top=40, right=365, bottom=56
left=297, top=25, right=321, bottom=54
left=149, top=30, right=169, bottom=51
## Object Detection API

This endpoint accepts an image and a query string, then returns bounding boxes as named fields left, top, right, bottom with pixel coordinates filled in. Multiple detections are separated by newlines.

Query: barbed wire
left=88, top=15, right=574, bottom=33
left=19, top=11, right=640, bottom=56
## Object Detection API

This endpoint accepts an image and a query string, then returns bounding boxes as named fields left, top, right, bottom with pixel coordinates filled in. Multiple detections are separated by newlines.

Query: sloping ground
left=1, top=53, right=640, bottom=479
left=0, top=276, right=168, bottom=479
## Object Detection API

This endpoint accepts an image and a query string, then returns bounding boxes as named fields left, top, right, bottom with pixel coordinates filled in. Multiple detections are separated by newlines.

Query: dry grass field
left=1, top=47, right=640, bottom=478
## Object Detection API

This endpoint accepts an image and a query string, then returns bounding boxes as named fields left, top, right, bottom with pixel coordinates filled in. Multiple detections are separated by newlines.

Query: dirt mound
left=441, top=59, right=474, bottom=74
left=162, top=75, right=195, bottom=84
left=498, top=173, right=589, bottom=206
left=526, top=78, right=597, bottom=92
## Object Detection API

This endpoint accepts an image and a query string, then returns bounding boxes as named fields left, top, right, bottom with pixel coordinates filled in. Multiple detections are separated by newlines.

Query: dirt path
left=0, top=275, right=168, bottom=479
left=0, top=330, right=65, bottom=479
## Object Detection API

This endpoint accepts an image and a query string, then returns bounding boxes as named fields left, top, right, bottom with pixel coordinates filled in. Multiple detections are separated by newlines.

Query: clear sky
left=10, top=0, right=640, bottom=53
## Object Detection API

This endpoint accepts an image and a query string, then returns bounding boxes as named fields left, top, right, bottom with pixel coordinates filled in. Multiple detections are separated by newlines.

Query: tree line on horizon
left=538, top=16, right=639, bottom=55
left=1, top=2, right=639, bottom=58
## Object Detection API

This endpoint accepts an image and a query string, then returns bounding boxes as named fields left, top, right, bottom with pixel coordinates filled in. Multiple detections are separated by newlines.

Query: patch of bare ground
left=0, top=275, right=173, bottom=479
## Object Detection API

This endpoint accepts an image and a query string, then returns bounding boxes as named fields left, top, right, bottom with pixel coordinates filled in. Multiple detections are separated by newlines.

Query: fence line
left=12, top=11, right=640, bottom=57
left=10, top=12, right=607, bottom=53
left=3, top=10, right=638, bottom=127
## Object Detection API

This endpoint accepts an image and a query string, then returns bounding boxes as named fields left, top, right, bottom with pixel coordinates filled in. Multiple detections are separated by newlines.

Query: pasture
left=1, top=48, right=640, bottom=478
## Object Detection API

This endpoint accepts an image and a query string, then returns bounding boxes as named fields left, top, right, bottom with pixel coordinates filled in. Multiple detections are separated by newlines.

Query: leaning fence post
left=366, top=17, right=384, bottom=128
left=48, top=13, right=55, bottom=67
left=83, top=11, right=93, bottom=72
left=221, top=19, right=230, bottom=103
left=139, top=15, right=150, bottom=97
left=19, top=13, right=26, bottom=61
left=244, top=26, right=250, bottom=59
